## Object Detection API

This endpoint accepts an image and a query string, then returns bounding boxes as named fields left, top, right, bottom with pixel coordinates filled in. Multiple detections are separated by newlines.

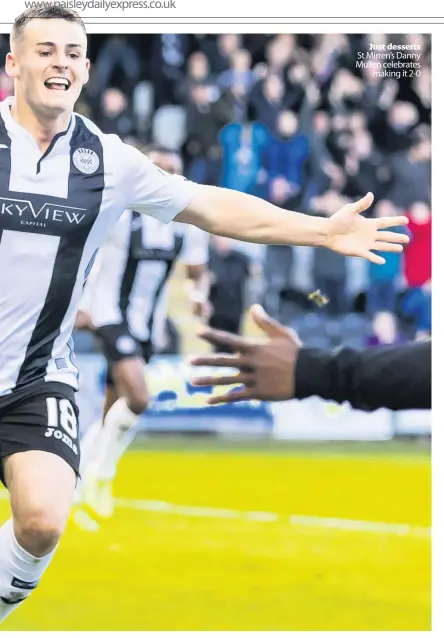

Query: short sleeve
left=119, top=142, right=199, bottom=223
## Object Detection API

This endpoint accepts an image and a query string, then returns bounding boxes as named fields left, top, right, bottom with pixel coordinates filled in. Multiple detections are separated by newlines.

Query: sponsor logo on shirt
left=0, top=197, right=87, bottom=228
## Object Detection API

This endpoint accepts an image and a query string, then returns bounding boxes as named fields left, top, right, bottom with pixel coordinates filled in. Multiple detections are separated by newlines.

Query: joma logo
left=0, top=197, right=87, bottom=226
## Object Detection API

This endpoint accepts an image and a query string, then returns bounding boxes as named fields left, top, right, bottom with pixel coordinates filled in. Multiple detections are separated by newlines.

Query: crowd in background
left=0, top=32, right=431, bottom=350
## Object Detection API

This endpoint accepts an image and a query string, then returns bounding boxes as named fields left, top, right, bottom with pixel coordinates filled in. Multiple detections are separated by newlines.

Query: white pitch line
left=116, top=498, right=240, bottom=519
left=287, top=514, right=427, bottom=537
left=113, top=497, right=430, bottom=538
left=0, top=491, right=430, bottom=538
left=246, top=511, right=280, bottom=523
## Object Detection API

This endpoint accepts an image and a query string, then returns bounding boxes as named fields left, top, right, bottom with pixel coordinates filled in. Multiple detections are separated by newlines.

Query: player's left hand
left=326, top=192, right=410, bottom=265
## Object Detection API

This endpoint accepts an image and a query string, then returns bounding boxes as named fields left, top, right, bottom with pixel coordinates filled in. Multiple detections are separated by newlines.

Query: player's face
left=6, top=19, right=89, bottom=118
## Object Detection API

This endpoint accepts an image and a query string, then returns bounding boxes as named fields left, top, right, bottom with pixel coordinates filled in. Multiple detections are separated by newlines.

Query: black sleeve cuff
left=294, top=347, right=339, bottom=402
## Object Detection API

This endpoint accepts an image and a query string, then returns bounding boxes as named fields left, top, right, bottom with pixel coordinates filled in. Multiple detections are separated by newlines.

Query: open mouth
left=44, top=77, right=71, bottom=91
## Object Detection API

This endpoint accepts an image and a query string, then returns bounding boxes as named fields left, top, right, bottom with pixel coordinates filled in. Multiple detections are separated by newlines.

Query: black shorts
left=94, top=323, right=153, bottom=386
left=0, top=382, right=80, bottom=487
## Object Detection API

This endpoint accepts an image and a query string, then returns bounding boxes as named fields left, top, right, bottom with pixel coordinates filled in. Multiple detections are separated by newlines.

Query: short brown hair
left=11, top=5, right=86, bottom=44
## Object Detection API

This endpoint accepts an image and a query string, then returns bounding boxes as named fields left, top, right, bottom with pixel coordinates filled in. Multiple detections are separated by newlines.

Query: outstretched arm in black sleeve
left=295, top=339, right=431, bottom=411
left=190, top=305, right=431, bottom=412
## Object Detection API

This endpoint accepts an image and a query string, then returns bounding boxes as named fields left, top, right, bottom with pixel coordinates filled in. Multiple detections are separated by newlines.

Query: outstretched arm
left=190, top=306, right=431, bottom=411
left=176, top=188, right=409, bottom=265
left=121, top=143, right=409, bottom=265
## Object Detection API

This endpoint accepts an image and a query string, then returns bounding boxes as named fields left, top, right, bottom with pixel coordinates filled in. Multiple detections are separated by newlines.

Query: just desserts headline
left=358, top=42, right=421, bottom=64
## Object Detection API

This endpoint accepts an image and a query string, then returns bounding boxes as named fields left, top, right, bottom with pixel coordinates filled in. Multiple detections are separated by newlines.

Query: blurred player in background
left=76, top=146, right=210, bottom=519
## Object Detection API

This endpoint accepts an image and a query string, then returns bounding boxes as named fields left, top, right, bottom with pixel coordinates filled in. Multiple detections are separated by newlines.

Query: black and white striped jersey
left=0, top=97, right=197, bottom=396
left=80, top=210, right=208, bottom=348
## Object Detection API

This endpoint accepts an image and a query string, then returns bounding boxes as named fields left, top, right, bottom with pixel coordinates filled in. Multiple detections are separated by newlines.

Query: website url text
left=24, top=0, right=177, bottom=11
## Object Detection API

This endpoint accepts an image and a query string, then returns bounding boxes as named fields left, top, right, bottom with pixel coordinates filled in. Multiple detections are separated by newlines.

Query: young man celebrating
left=0, top=6, right=408, bottom=623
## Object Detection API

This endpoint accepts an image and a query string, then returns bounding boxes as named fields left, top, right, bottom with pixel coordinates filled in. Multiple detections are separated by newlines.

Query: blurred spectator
left=96, top=88, right=134, bottom=137
left=361, top=66, right=399, bottom=131
left=218, top=49, right=259, bottom=121
left=186, top=86, right=230, bottom=147
left=197, top=34, right=242, bottom=73
left=328, top=69, right=364, bottom=116
left=150, top=34, right=191, bottom=106
left=284, top=63, right=313, bottom=113
left=386, top=132, right=431, bottom=208
left=208, top=236, right=252, bottom=350
left=265, top=110, right=309, bottom=204
left=218, top=49, right=257, bottom=93
left=402, top=285, right=432, bottom=340
left=404, top=201, right=432, bottom=289
left=219, top=120, right=269, bottom=194
left=303, top=109, right=346, bottom=205
left=92, top=36, right=140, bottom=98
left=349, top=111, right=368, bottom=133
left=265, top=35, right=296, bottom=78
left=180, top=51, right=215, bottom=100
left=326, top=113, right=354, bottom=165
left=249, top=73, right=287, bottom=133
left=185, top=85, right=233, bottom=185
left=367, top=311, right=402, bottom=346
left=311, top=34, right=352, bottom=87
left=386, top=101, right=420, bottom=150
left=344, top=129, right=390, bottom=201
left=401, top=202, right=432, bottom=338
left=366, top=200, right=403, bottom=317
